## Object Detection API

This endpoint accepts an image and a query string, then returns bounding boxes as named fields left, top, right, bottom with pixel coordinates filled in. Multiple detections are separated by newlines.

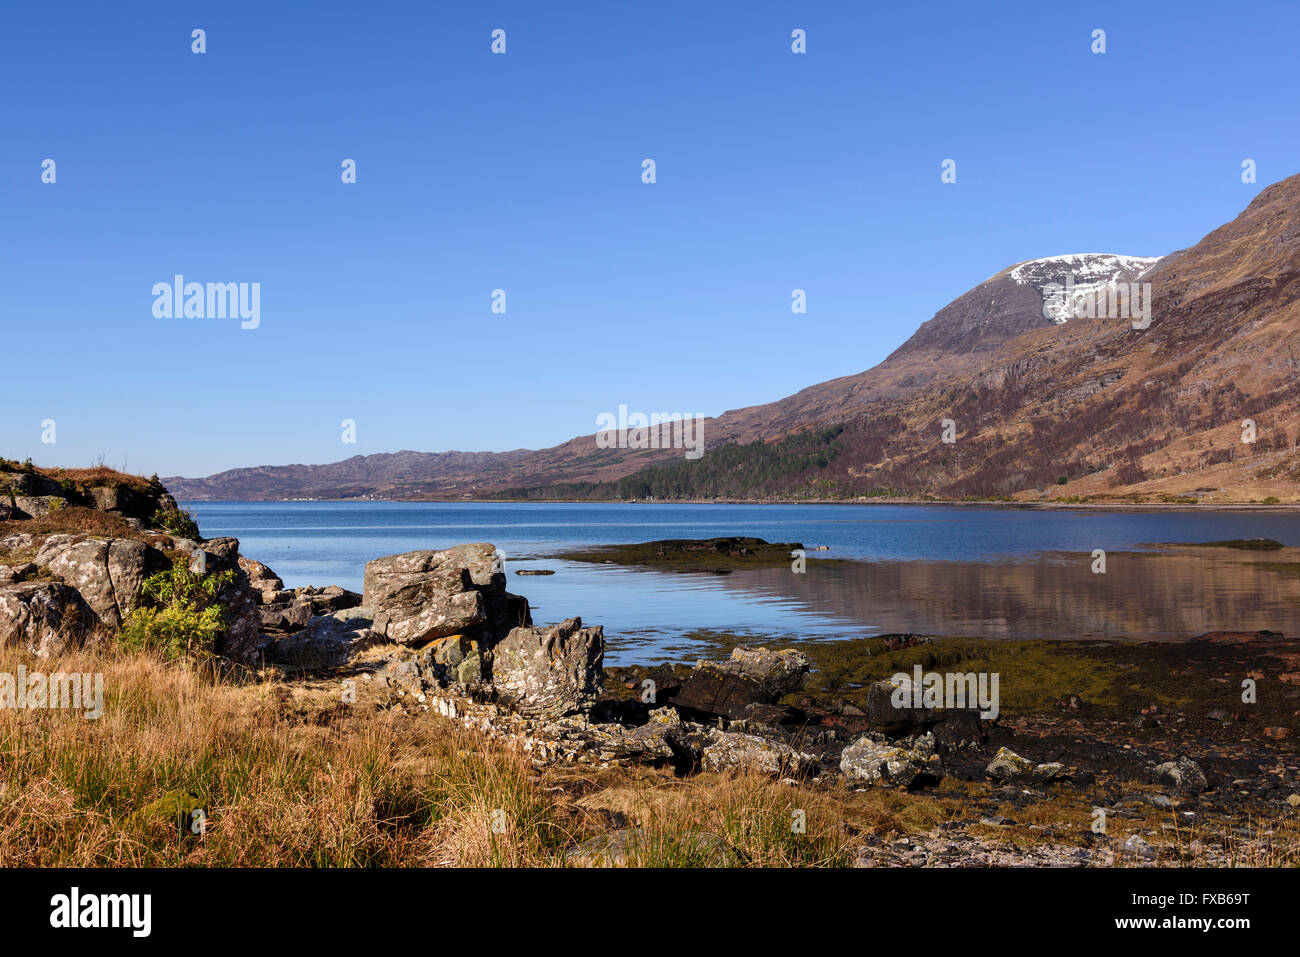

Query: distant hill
left=169, top=174, right=1300, bottom=504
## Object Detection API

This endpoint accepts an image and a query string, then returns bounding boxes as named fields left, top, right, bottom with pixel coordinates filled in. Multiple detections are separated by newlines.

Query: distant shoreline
left=179, top=497, right=1300, bottom=512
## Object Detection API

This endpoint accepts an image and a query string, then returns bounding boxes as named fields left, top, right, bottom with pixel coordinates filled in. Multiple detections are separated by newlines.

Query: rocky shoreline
left=3, top=476, right=1298, bottom=866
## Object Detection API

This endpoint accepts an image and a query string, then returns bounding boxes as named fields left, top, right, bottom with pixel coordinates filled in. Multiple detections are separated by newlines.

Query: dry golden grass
left=0, top=643, right=855, bottom=867
left=0, top=461, right=153, bottom=494
left=0, top=642, right=571, bottom=867
left=2, top=640, right=1294, bottom=868
left=0, top=506, right=168, bottom=550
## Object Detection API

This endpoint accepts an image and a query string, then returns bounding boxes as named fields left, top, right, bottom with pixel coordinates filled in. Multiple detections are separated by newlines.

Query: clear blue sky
left=3, top=0, right=1296, bottom=477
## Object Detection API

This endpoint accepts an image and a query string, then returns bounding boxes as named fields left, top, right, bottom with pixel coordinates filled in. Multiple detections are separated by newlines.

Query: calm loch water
left=185, top=502, right=1300, bottom=665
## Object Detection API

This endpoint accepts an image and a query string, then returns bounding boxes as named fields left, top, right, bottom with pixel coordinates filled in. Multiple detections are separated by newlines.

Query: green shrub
left=120, top=557, right=235, bottom=659
left=152, top=506, right=201, bottom=540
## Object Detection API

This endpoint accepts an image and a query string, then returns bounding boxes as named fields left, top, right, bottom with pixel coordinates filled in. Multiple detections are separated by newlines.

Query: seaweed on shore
left=556, top=536, right=849, bottom=572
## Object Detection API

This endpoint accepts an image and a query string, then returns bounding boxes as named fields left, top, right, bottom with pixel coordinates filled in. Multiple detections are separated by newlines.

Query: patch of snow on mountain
left=1007, top=254, right=1162, bottom=324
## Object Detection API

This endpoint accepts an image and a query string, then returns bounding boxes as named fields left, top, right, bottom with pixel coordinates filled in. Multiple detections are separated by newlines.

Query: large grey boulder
left=34, top=535, right=161, bottom=628
left=363, top=544, right=529, bottom=646
left=364, top=545, right=494, bottom=645
left=0, top=582, right=96, bottom=656
left=491, top=617, right=604, bottom=718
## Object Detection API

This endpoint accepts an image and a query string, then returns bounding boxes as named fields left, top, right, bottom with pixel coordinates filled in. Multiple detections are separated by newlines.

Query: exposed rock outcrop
left=0, top=581, right=97, bottom=656
left=491, top=617, right=605, bottom=718
left=34, top=535, right=165, bottom=629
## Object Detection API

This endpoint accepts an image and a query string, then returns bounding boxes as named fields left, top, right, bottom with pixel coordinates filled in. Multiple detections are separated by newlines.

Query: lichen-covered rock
left=0, top=563, right=36, bottom=584
left=1155, top=755, right=1208, bottom=793
left=840, top=733, right=942, bottom=787
left=491, top=617, right=604, bottom=718
left=0, top=534, right=36, bottom=554
left=699, top=728, right=818, bottom=777
left=984, top=746, right=1069, bottom=784
left=670, top=645, right=809, bottom=719
left=985, top=746, right=1036, bottom=781
left=34, top=535, right=164, bottom=628
left=0, top=582, right=96, bottom=656
left=12, top=495, right=68, bottom=519
left=185, top=538, right=265, bottom=662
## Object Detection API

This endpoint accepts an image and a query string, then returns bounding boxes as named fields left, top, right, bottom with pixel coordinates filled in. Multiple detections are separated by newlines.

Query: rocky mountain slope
left=167, top=174, right=1300, bottom=503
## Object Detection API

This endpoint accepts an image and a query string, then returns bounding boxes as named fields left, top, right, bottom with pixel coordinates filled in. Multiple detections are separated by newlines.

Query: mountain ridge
left=166, top=175, right=1300, bottom=504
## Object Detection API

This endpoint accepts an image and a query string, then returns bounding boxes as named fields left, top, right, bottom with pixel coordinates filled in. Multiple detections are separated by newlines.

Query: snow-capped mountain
left=1008, top=254, right=1162, bottom=324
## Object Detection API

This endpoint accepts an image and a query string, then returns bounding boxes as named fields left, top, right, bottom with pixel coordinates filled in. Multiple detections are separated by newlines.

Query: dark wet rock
left=733, top=702, right=806, bottom=732
left=669, top=646, right=809, bottom=720
left=879, top=634, right=932, bottom=652
left=864, top=679, right=927, bottom=734
left=557, top=537, right=821, bottom=572
left=585, top=707, right=686, bottom=767
left=1193, top=629, right=1285, bottom=644
left=930, top=708, right=989, bottom=752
